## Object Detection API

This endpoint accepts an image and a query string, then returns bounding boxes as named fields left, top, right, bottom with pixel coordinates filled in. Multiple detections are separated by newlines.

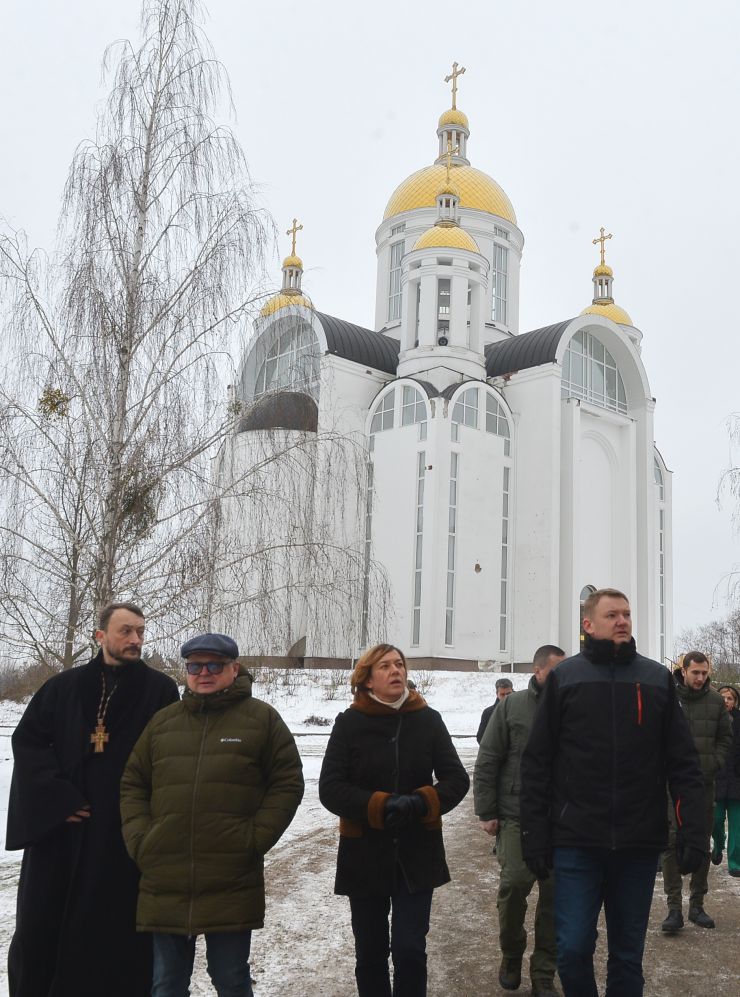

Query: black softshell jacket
left=520, top=636, right=706, bottom=858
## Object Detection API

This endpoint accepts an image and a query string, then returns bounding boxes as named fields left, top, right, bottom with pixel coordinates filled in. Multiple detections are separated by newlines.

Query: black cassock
left=6, top=651, right=179, bottom=997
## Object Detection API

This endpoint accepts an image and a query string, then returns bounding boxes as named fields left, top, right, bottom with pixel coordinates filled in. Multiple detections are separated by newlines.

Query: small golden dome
left=438, top=107, right=469, bottom=129
left=260, top=292, right=312, bottom=318
left=282, top=254, right=303, bottom=269
left=580, top=301, right=633, bottom=327
left=593, top=263, right=613, bottom=277
left=413, top=225, right=480, bottom=253
left=384, top=164, right=516, bottom=223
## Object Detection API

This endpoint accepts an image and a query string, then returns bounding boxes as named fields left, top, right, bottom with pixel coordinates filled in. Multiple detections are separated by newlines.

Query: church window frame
left=451, top=386, right=478, bottom=441
left=485, top=393, right=511, bottom=456
left=491, top=243, right=508, bottom=325
left=411, top=450, right=426, bottom=646
left=561, top=330, right=627, bottom=415
left=253, top=319, right=320, bottom=400
left=401, top=384, right=428, bottom=440
left=388, top=240, right=404, bottom=322
left=445, top=450, right=460, bottom=646
left=370, top=389, right=395, bottom=434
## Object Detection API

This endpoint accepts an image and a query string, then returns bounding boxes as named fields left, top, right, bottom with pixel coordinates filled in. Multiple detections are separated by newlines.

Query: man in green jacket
left=474, top=645, right=565, bottom=996
left=121, top=633, right=304, bottom=997
left=661, top=651, right=733, bottom=934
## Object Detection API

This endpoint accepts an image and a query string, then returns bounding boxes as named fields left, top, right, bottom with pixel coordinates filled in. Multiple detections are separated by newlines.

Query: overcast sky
left=2, top=0, right=739, bottom=643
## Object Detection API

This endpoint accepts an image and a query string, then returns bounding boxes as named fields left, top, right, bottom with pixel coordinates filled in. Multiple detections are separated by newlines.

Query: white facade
left=217, top=91, right=673, bottom=668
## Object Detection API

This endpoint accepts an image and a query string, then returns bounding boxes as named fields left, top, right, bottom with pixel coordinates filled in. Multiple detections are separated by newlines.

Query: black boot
left=688, top=906, right=715, bottom=928
left=498, top=957, right=522, bottom=990
left=661, top=909, right=684, bottom=934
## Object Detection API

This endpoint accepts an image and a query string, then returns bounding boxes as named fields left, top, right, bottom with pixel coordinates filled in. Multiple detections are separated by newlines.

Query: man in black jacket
left=6, top=602, right=179, bottom=997
left=520, top=589, right=705, bottom=997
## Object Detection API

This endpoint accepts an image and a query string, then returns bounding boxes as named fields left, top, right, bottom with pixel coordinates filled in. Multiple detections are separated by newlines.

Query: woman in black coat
left=318, top=643, right=469, bottom=997
left=711, top=684, right=740, bottom=876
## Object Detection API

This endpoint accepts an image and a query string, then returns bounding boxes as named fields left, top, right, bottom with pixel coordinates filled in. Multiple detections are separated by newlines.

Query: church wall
left=499, top=368, right=563, bottom=661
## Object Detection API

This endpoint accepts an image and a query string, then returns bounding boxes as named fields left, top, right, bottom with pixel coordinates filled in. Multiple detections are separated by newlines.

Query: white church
left=217, top=66, right=672, bottom=671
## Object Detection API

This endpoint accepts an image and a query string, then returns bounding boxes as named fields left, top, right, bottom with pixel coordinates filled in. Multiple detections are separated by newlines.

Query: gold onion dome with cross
left=580, top=227, right=633, bottom=327
left=384, top=62, right=516, bottom=223
left=260, top=219, right=312, bottom=317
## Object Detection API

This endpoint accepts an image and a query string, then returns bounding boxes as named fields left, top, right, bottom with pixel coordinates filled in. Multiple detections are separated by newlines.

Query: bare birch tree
left=0, top=0, right=272, bottom=666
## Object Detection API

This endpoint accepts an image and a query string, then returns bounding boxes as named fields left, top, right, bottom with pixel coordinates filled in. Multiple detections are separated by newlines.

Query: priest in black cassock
left=6, top=602, right=179, bottom=997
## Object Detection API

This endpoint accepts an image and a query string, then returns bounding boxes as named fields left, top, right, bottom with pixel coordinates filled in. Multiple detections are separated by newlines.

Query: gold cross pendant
left=90, top=722, right=109, bottom=753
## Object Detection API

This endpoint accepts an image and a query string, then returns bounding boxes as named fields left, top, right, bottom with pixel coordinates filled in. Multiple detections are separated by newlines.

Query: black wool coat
left=318, top=689, right=469, bottom=897
left=6, top=652, right=179, bottom=997
left=716, top=706, right=740, bottom=801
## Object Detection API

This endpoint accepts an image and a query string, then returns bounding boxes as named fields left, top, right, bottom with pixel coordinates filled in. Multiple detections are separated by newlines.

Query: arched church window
left=561, top=331, right=627, bottom=415
left=654, top=456, right=664, bottom=500
left=451, top=387, right=478, bottom=441
left=485, top=394, right=511, bottom=456
left=254, top=320, right=319, bottom=399
left=370, top=389, right=395, bottom=435
left=580, top=584, right=596, bottom=646
left=401, top=385, right=428, bottom=440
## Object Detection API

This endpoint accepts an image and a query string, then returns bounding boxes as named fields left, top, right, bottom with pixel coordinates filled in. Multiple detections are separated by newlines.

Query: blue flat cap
left=180, top=633, right=239, bottom=659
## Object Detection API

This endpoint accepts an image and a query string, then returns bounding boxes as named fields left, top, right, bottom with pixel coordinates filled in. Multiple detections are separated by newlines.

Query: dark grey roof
left=238, top=391, right=318, bottom=434
left=410, top=379, right=439, bottom=398
left=485, top=320, right=575, bottom=378
left=316, top=312, right=399, bottom=375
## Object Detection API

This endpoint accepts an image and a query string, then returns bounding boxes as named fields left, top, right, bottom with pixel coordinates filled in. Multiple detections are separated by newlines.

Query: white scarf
left=368, top=687, right=410, bottom=710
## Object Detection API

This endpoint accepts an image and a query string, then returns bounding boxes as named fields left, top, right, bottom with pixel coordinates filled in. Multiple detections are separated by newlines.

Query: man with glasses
left=121, top=633, right=304, bottom=997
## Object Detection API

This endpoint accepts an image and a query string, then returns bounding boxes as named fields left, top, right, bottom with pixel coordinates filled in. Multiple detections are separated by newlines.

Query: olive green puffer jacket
left=674, top=669, right=733, bottom=783
left=120, top=672, right=304, bottom=934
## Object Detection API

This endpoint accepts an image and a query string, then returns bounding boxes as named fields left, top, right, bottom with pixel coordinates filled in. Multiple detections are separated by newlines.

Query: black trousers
left=349, top=881, right=433, bottom=997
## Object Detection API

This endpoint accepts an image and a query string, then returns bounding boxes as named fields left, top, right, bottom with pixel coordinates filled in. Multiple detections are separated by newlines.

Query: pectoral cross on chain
left=90, top=722, right=109, bottom=753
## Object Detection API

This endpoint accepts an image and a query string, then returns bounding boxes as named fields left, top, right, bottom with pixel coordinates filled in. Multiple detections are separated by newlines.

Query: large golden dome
left=580, top=301, right=633, bottom=327
left=384, top=163, right=516, bottom=223
left=414, top=225, right=480, bottom=253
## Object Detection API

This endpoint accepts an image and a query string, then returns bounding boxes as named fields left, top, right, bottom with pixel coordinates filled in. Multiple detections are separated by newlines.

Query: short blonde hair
left=350, top=643, right=407, bottom=693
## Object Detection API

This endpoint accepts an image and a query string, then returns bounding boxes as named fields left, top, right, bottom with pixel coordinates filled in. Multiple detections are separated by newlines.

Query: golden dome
left=384, top=163, right=516, bottom=223
left=282, top=254, right=303, bottom=269
left=593, top=263, right=613, bottom=277
left=438, top=107, right=469, bottom=129
left=260, top=292, right=312, bottom=318
left=413, top=225, right=480, bottom=253
left=580, top=301, right=633, bottom=327
left=438, top=179, right=461, bottom=199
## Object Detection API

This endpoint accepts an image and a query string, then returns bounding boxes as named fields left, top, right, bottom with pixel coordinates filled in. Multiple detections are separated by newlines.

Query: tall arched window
left=254, top=320, right=320, bottom=398
left=654, top=456, right=666, bottom=663
left=562, top=331, right=627, bottom=414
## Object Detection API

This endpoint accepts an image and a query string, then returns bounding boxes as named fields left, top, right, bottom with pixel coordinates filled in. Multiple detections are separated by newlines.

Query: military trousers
left=661, top=783, right=714, bottom=910
left=497, top=818, right=556, bottom=986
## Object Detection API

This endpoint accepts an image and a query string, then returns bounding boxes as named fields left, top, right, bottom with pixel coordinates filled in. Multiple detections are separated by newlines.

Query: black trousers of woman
left=349, top=881, right=433, bottom=997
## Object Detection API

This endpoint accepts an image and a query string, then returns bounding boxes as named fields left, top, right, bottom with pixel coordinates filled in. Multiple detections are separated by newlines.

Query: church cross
left=592, top=226, right=613, bottom=265
left=444, top=137, right=460, bottom=184
left=90, top=722, right=109, bottom=754
left=286, top=218, right=303, bottom=257
left=444, top=62, right=466, bottom=109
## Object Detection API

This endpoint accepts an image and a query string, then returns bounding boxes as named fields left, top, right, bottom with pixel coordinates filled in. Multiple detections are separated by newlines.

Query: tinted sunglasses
left=185, top=660, right=229, bottom=675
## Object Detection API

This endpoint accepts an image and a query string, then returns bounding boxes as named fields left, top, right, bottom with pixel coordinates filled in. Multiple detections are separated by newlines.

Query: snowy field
left=0, top=668, right=517, bottom=996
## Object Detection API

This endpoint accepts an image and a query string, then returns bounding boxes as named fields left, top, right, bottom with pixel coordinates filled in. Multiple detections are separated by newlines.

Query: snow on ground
left=0, top=668, right=511, bottom=996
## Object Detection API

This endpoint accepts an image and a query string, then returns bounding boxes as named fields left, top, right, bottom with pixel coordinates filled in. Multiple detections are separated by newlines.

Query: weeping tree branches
left=0, top=0, right=274, bottom=666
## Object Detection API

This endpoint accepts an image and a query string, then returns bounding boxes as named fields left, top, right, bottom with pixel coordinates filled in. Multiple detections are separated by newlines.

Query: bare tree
left=677, top=607, right=740, bottom=680
left=0, top=0, right=272, bottom=667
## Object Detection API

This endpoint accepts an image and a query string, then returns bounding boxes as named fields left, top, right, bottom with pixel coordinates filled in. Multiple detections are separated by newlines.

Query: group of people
left=474, top=588, right=740, bottom=997
left=5, top=590, right=740, bottom=996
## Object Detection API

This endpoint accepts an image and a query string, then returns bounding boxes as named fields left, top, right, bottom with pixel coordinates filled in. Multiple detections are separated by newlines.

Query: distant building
left=216, top=68, right=671, bottom=669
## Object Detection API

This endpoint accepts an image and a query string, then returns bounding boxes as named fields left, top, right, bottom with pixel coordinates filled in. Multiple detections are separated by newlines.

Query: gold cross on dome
left=444, top=137, right=460, bottom=184
left=286, top=218, right=303, bottom=256
left=444, top=62, right=466, bottom=109
left=592, top=226, right=613, bottom=265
